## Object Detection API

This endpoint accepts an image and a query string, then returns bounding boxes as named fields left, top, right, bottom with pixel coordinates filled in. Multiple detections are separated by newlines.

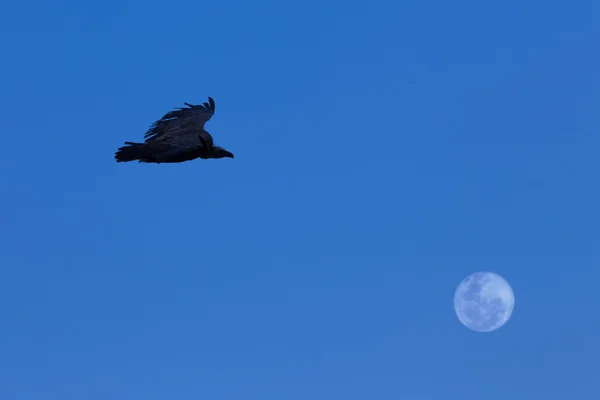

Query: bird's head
left=209, top=146, right=234, bottom=159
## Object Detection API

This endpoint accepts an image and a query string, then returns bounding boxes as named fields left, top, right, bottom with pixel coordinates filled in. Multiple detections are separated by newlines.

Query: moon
left=454, top=272, right=515, bottom=332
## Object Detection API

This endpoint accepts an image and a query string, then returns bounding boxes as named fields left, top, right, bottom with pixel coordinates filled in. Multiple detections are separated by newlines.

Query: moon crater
left=454, top=272, right=515, bottom=332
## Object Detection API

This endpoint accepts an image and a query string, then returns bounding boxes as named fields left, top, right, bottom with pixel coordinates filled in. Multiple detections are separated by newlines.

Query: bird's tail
left=115, top=142, right=145, bottom=162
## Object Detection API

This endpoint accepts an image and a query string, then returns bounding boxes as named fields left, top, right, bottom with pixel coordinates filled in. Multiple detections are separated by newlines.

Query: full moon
left=454, top=272, right=515, bottom=332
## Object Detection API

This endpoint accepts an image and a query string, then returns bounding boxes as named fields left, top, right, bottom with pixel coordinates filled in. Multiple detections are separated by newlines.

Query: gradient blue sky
left=1, top=1, right=598, bottom=399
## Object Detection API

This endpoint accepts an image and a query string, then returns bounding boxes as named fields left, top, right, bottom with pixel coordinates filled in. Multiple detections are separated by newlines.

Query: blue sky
left=1, top=0, right=598, bottom=398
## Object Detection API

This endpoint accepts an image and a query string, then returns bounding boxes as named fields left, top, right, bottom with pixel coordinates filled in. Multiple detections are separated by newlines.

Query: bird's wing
left=143, top=97, right=215, bottom=142
left=150, top=128, right=214, bottom=149
left=146, top=131, right=209, bottom=159
left=196, top=130, right=214, bottom=149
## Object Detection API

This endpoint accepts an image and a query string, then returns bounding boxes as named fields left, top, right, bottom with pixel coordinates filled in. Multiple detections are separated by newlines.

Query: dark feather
left=143, top=97, right=216, bottom=141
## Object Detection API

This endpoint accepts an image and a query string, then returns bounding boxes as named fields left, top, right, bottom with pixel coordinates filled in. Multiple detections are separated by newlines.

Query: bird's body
left=115, top=97, right=234, bottom=163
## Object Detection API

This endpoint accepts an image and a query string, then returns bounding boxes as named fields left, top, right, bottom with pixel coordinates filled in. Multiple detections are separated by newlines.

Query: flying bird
left=115, top=97, right=234, bottom=163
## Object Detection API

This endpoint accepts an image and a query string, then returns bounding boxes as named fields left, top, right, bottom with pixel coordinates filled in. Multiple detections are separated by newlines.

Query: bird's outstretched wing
left=145, top=131, right=211, bottom=161
left=143, top=97, right=215, bottom=142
